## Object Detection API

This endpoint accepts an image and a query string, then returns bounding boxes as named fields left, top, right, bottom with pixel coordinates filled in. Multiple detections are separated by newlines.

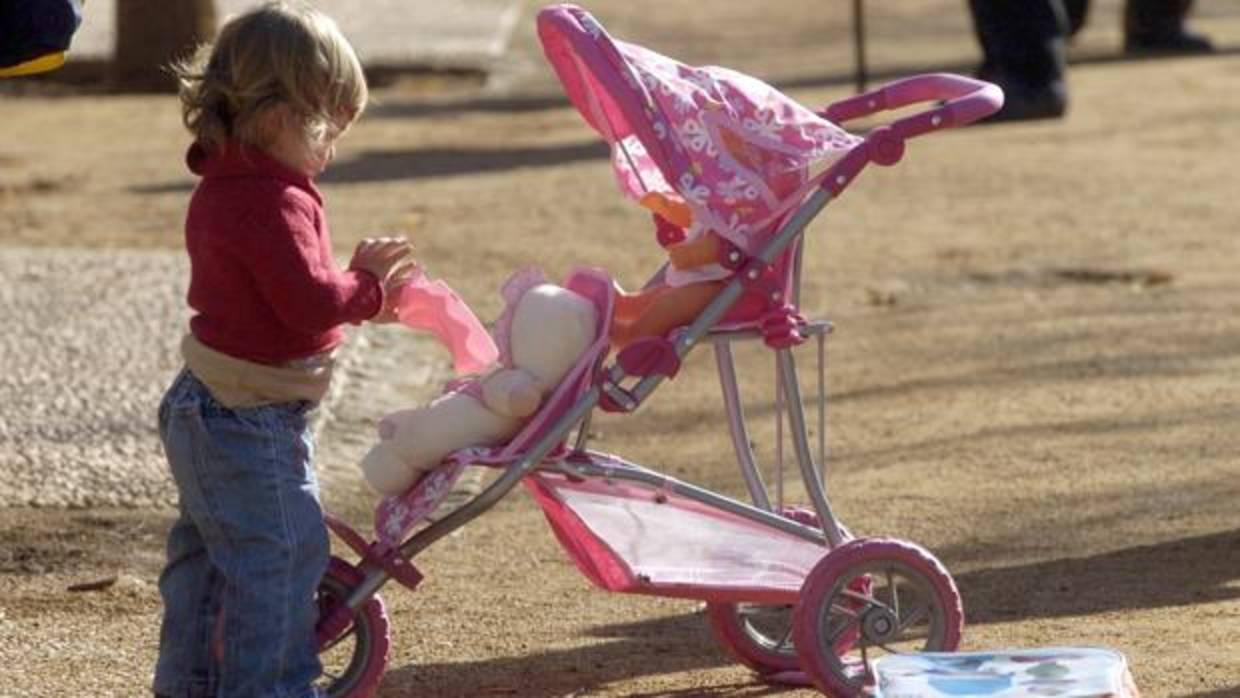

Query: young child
left=154, top=3, right=412, bottom=696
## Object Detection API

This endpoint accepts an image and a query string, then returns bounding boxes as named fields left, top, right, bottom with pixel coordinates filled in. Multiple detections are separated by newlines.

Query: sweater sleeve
left=232, top=191, right=382, bottom=333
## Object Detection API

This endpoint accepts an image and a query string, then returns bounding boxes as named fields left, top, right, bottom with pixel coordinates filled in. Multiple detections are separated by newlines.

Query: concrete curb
left=70, top=0, right=527, bottom=72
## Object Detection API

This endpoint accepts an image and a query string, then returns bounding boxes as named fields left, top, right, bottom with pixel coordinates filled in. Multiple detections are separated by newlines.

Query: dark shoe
left=980, top=79, right=1068, bottom=124
left=1125, top=29, right=1214, bottom=55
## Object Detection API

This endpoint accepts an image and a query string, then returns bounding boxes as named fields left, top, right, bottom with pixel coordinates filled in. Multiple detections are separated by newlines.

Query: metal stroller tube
left=713, top=339, right=774, bottom=512
left=339, top=387, right=605, bottom=607
left=775, top=348, right=846, bottom=548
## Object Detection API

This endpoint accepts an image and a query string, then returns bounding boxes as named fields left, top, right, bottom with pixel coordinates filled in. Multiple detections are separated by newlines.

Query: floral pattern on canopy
left=538, top=4, right=863, bottom=255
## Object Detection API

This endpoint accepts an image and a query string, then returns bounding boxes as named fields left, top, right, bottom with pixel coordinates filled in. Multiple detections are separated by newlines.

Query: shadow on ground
left=364, top=46, right=1239, bottom=121
left=129, top=45, right=1239, bottom=194
left=378, top=610, right=800, bottom=698
left=954, top=528, right=1240, bottom=625
left=130, top=140, right=610, bottom=194
left=319, top=141, right=609, bottom=184
left=384, top=529, right=1239, bottom=695
left=377, top=524, right=1240, bottom=695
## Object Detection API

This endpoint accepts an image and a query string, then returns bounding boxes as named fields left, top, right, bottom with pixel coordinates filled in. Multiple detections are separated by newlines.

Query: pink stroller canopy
left=538, top=4, right=862, bottom=253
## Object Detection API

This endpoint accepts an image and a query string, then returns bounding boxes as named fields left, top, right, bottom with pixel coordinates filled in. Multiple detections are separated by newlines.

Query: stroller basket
left=528, top=454, right=829, bottom=605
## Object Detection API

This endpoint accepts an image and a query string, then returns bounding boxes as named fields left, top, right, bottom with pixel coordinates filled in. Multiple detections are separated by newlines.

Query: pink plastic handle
left=823, top=73, right=1004, bottom=136
left=393, top=270, right=499, bottom=376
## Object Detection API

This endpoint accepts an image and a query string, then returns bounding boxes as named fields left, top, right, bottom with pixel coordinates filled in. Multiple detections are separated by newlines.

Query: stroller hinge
left=599, top=378, right=639, bottom=412
left=365, top=542, right=425, bottom=591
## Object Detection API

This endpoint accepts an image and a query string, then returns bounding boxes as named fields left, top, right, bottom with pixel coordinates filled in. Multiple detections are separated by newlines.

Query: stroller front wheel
left=315, top=556, right=391, bottom=698
left=792, top=537, right=963, bottom=697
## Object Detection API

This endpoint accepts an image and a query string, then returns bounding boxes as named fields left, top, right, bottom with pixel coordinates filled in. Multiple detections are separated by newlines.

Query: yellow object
left=0, top=52, right=67, bottom=78
left=638, top=192, right=693, bottom=228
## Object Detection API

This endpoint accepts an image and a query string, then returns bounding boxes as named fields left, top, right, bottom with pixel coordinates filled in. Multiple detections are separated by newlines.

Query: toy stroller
left=315, top=5, right=1003, bottom=697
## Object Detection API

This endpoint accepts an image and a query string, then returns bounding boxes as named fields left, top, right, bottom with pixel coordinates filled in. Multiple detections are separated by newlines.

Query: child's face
left=265, top=106, right=352, bottom=177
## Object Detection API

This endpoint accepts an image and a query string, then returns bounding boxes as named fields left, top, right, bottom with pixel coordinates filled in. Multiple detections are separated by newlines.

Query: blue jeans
left=153, top=370, right=329, bottom=698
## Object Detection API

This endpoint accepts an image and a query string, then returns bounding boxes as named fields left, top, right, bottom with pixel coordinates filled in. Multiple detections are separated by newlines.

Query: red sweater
left=184, top=141, right=381, bottom=364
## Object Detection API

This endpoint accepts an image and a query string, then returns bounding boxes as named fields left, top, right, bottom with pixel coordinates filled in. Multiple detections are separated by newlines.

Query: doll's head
left=503, top=283, right=598, bottom=391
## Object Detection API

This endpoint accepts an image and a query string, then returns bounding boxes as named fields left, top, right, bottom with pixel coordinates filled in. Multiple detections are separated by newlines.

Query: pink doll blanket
left=393, top=269, right=498, bottom=376
left=538, top=4, right=863, bottom=256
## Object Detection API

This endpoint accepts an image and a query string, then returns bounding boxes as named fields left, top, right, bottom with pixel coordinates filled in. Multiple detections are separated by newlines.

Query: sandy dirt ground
left=2, top=1, right=1240, bottom=696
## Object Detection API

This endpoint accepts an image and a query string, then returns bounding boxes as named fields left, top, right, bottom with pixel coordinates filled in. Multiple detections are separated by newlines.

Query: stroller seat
left=539, top=5, right=862, bottom=342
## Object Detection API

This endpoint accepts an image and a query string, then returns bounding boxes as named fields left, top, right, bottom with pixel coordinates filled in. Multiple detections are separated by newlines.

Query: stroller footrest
left=616, top=336, right=682, bottom=379
left=601, top=336, right=682, bottom=412
left=761, top=306, right=808, bottom=349
left=364, top=542, right=425, bottom=591
left=325, top=511, right=372, bottom=560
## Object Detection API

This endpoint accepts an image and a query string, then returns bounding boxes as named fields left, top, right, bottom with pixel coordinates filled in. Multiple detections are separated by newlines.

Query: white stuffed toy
left=360, top=272, right=599, bottom=496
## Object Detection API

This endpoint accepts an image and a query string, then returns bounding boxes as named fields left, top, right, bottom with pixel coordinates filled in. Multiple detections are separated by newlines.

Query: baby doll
left=361, top=272, right=599, bottom=496
left=610, top=131, right=808, bottom=350
left=610, top=192, right=727, bottom=349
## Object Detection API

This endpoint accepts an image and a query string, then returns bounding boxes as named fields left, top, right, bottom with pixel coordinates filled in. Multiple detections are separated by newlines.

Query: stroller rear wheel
left=705, top=507, right=851, bottom=681
left=706, top=569, right=868, bottom=680
left=315, top=557, right=391, bottom=698
left=792, top=537, right=963, bottom=697
left=706, top=601, right=802, bottom=677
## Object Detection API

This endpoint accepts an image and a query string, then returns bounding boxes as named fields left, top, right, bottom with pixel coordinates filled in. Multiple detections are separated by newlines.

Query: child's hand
left=350, top=236, right=416, bottom=281
left=371, top=267, right=419, bottom=324
left=350, top=237, right=417, bottom=323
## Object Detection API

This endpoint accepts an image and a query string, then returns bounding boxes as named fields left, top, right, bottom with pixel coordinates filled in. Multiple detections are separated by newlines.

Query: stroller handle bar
left=822, top=72, right=1004, bottom=137
left=812, top=73, right=1003, bottom=183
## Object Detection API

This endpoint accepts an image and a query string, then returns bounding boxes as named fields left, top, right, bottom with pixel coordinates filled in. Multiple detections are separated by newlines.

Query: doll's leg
left=611, top=281, right=724, bottom=349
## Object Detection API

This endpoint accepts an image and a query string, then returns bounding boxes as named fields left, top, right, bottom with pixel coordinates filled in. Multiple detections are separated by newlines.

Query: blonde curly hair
left=173, top=1, right=367, bottom=149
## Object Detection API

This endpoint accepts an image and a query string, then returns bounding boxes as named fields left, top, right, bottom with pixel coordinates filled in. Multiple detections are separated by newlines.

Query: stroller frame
left=402, top=184, right=840, bottom=564
left=316, top=7, right=1003, bottom=697
left=334, top=187, right=837, bottom=600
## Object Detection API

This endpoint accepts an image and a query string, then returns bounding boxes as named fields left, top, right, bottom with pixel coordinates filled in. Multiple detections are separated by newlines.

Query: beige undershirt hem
left=180, top=334, right=335, bottom=408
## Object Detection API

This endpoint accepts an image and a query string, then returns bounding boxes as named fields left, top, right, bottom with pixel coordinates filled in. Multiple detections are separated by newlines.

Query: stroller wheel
left=315, top=557, right=391, bottom=698
left=706, top=601, right=803, bottom=677
left=792, top=537, right=963, bottom=698
left=705, top=507, right=847, bottom=682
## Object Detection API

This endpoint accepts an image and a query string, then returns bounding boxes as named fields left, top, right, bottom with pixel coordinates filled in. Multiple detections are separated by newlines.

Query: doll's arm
left=638, top=191, right=722, bottom=270
left=668, top=232, right=723, bottom=270
left=480, top=368, right=542, bottom=418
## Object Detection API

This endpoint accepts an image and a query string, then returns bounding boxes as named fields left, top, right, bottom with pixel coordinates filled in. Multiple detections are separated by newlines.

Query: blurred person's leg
left=1064, top=0, right=1090, bottom=38
left=1125, top=0, right=1214, bottom=54
left=968, top=0, right=1069, bottom=121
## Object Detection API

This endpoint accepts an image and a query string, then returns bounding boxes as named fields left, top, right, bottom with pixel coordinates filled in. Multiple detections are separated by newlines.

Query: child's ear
left=254, top=102, right=294, bottom=145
